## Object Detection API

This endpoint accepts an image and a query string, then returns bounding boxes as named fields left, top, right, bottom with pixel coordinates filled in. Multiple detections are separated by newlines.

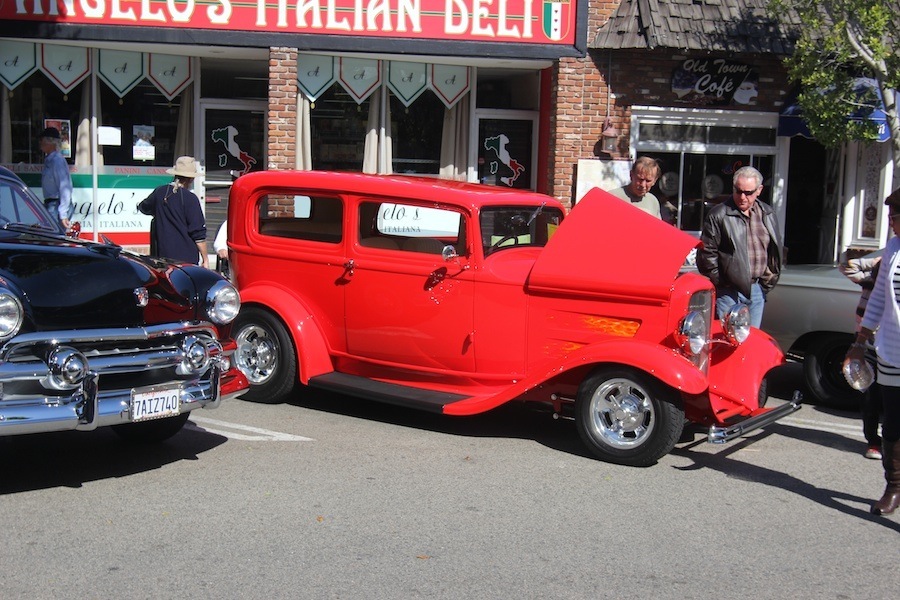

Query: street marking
left=780, top=416, right=865, bottom=438
left=187, top=416, right=314, bottom=442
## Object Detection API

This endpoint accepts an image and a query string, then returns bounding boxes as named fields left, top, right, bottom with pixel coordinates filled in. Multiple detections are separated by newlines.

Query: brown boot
left=871, top=441, right=900, bottom=516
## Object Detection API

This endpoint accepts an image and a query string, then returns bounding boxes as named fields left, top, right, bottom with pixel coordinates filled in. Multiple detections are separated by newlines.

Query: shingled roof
left=591, top=0, right=803, bottom=54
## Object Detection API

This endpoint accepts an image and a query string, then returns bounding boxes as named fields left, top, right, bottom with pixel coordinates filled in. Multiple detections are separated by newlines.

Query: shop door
left=476, top=111, right=538, bottom=190
left=200, top=101, right=266, bottom=243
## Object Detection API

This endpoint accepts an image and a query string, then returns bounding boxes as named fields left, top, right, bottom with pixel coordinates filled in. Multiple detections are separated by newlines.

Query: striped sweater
left=861, top=236, right=900, bottom=366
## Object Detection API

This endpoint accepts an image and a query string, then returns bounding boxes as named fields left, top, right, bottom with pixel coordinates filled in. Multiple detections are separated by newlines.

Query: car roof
left=231, top=171, right=564, bottom=213
left=0, top=165, right=21, bottom=182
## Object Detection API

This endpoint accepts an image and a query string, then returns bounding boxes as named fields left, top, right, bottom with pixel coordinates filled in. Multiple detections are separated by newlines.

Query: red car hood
left=527, top=188, right=701, bottom=302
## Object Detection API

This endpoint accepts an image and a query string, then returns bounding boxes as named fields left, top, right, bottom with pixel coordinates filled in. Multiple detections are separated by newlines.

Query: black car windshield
left=480, top=205, right=564, bottom=256
left=0, top=177, right=59, bottom=231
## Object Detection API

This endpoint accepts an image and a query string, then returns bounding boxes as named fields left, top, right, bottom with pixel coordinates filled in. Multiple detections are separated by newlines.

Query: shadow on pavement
left=285, top=390, right=592, bottom=459
left=0, top=421, right=227, bottom=495
left=671, top=431, right=900, bottom=533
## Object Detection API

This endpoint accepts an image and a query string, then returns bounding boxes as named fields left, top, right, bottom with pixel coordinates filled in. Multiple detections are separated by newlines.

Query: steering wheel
left=489, top=234, right=519, bottom=253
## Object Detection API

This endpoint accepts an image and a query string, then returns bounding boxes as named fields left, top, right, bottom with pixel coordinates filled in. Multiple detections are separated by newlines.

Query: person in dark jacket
left=697, top=165, right=783, bottom=328
left=138, top=156, right=208, bottom=267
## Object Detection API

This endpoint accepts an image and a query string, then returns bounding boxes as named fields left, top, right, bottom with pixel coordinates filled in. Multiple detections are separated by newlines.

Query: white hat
left=166, top=156, right=200, bottom=178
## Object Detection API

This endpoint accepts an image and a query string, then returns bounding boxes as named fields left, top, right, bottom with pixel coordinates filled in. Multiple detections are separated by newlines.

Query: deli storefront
left=0, top=1, right=587, bottom=249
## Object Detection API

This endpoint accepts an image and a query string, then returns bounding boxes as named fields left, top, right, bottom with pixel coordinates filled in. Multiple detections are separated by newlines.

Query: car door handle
left=343, top=259, right=355, bottom=276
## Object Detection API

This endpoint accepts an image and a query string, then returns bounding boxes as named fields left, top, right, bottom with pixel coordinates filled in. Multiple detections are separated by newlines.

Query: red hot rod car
left=227, top=171, right=799, bottom=466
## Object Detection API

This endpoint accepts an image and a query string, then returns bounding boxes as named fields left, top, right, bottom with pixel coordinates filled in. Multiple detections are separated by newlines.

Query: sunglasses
left=733, top=187, right=760, bottom=196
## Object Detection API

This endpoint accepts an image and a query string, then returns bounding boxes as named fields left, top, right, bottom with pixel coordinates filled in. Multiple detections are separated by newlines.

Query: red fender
left=239, top=283, right=334, bottom=383
left=444, top=339, right=707, bottom=415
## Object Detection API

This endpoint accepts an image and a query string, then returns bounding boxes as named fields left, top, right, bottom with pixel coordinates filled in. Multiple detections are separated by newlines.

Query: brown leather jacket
left=697, top=198, right=783, bottom=297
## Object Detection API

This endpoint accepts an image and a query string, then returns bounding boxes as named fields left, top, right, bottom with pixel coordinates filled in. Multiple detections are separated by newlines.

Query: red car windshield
left=480, top=205, right=564, bottom=256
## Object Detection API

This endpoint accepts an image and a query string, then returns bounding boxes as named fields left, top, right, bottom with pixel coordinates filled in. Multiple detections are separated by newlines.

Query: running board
left=307, top=372, right=468, bottom=413
left=707, top=390, right=803, bottom=444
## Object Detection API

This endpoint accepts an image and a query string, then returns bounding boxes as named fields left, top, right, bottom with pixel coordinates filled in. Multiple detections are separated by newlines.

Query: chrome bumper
left=707, top=390, right=803, bottom=444
left=0, top=368, right=225, bottom=436
left=0, top=322, right=239, bottom=437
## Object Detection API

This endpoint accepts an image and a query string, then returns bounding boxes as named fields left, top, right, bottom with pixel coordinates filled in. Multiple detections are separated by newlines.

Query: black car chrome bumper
left=0, top=322, right=237, bottom=437
left=707, top=391, right=803, bottom=444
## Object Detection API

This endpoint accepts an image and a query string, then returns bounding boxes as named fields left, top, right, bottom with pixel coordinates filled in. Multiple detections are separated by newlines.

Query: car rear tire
left=575, top=367, right=684, bottom=467
left=233, top=307, right=297, bottom=404
left=112, top=412, right=190, bottom=443
left=803, top=334, right=861, bottom=411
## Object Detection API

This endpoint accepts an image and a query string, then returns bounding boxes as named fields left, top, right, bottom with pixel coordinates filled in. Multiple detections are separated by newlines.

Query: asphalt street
left=1, top=363, right=898, bottom=599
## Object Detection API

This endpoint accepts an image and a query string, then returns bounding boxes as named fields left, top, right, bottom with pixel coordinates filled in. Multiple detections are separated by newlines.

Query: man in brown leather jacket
left=697, top=165, right=783, bottom=328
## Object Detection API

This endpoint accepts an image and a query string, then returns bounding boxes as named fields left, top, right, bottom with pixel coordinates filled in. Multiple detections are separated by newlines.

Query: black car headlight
left=206, top=280, right=240, bottom=325
left=0, top=291, right=24, bottom=341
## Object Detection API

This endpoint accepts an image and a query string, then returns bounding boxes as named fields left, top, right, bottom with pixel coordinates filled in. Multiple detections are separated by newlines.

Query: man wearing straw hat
left=138, top=156, right=208, bottom=268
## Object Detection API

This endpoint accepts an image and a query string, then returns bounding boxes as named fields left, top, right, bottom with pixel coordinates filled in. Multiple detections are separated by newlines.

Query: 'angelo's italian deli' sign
left=1, top=0, right=577, bottom=45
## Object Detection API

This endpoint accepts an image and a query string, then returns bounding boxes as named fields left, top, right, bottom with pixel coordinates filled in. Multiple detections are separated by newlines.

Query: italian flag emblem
left=542, top=0, right=570, bottom=41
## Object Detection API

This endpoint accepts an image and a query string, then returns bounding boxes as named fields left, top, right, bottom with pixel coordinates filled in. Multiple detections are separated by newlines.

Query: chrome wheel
left=576, top=367, right=683, bottom=467
left=236, top=324, right=277, bottom=385
left=231, top=307, right=296, bottom=404
left=585, top=377, right=656, bottom=449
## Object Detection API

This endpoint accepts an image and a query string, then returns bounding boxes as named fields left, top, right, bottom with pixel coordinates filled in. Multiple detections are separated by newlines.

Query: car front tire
left=575, top=367, right=684, bottom=467
left=233, top=306, right=297, bottom=404
left=803, top=334, right=861, bottom=411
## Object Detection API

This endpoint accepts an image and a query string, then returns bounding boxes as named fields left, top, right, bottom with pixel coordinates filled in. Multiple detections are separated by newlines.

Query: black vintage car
left=0, top=166, right=248, bottom=441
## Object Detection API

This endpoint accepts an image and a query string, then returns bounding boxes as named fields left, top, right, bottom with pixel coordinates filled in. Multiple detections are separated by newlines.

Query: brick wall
left=268, top=47, right=297, bottom=171
left=547, top=0, right=793, bottom=206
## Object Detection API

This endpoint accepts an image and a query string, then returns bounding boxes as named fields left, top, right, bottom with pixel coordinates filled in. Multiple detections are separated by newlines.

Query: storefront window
left=390, top=92, right=443, bottom=175
left=643, top=152, right=774, bottom=231
left=6, top=71, right=83, bottom=165
left=310, top=86, right=370, bottom=171
left=99, top=80, right=181, bottom=168
left=633, top=109, right=778, bottom=233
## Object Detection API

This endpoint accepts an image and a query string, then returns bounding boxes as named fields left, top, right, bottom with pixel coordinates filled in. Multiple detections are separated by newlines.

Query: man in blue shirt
left=39, top=127, right=73, bottom=231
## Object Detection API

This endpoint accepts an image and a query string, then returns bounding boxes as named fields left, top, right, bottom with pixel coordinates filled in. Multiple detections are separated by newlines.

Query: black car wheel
left=804, top=333, right=861, bottom=410
left=575, top=366, right=684, bottom=467
left=233, top=307, right=297, bottom=404
left=112, top=412, right=190, bottom=443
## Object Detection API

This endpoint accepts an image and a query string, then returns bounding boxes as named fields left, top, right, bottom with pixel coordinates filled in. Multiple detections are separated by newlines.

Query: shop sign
left=98, top=49, right=145, bottom=98
left=338, top=58, right=381, bottom=104
left=10, top=167, right=169, bottom=246
left=429, top=64, right=470, bottom=109
left=298, top=54, right=336, bottom=102
left=671, top=58, right=759, bottom=107
left=0, top=40, right=38, bottom=90
left=147, top=54, right=192, bottom=100
left=40, top=44, right=90, bottom=94
left=387, top=62, right=428, bottom=107
left=0, top=1, right=578, bottom=47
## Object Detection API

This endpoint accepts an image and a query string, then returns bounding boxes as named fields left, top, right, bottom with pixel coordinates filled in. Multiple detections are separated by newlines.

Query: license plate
left=131, top=385, right=182, bottom=422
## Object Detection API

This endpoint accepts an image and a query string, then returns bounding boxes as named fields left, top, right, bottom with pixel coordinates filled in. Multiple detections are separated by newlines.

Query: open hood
left=527, top=188, right=701, bottom=302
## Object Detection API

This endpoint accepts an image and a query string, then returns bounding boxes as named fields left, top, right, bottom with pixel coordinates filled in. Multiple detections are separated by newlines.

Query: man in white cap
left=138, top=156, right=208, bottom=267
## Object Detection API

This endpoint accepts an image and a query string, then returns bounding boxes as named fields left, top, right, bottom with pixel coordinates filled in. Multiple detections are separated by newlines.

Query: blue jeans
left=715, top=282, right=765, bottom=328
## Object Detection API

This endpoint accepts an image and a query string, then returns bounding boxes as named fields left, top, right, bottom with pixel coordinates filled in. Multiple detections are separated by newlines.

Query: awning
left=778, top=78, right=891, bottom=142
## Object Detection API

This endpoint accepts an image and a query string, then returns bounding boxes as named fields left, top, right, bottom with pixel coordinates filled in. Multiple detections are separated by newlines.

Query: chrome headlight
left=724, top=303, right=751, bottom=344
left=677, top=311, right=709, bottom=355
left=206, top=280, right=240, bottom=324
left=0, top=291, right=24, bottom=341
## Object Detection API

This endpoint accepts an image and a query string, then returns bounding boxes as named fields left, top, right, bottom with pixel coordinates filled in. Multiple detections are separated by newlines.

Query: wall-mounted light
left=601, top=117, right=618, bottom=153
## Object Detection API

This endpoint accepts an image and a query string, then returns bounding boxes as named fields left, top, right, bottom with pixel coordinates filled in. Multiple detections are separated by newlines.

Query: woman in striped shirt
left=850, top=187, right=900, bottom=516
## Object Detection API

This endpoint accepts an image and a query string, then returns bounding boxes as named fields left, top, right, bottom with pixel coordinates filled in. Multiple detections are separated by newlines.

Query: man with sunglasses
left=697, top=165, right=783, bottom=328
